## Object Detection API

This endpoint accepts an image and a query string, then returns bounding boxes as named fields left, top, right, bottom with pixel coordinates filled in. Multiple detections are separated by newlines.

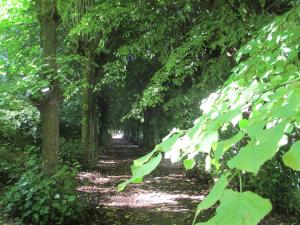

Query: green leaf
left=228, top=122, right=286, bottom=173
left=213, top=131, right=245, bottom=164
left=194, top=173, right=229, bottom=221
left=118, top=153, right=162, bottom=192
left=131, top=153, right=162, bottom=178
left=283, top=140, right=300, bottom=171
left=270, top=91, right=300, bottom=120
left=117, top=180, right=131, bottom=192
left=131, top=176, right=143, bottom=183
left=158, top=131, right=185, bottom=153
left=214, top=107, right=242, bottom=125
left=133, top=148, right=158, bottom=167
left=183, top=159, right=195, bottom=170
left=239, top=119, right=249, bottom=129
left=244, top=118, right=266, bottom=139
left=196, top=190, right=272, bottom=225
left=197, top=130, right=219, bottom=153
left=187, top=120, right=203, bottom=139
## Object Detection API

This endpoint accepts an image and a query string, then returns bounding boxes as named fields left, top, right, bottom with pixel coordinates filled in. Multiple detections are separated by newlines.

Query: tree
left=34, top=0, right=61, bottom=176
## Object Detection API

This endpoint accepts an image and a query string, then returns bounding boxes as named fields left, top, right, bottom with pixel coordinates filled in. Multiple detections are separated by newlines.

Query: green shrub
left=0, top=145, right=38, bottom=187
left=59, top=138, right=87, bottom=168
left=290, top=190, right=300, bottom=215
left=1, top=163, right=82, bottom=225
left=0, top=106, right=40, bottom=146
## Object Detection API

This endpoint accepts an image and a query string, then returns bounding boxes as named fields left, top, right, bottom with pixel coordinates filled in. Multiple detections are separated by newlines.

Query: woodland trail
left=76, top=139, right=298, bottom=225
left=77, top=138, right=210, bottom=225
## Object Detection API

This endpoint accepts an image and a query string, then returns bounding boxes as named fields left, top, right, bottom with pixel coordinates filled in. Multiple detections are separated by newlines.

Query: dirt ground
left=77, top=138, right=208, bottom=225
left=77, top=138, right=300, bottom=225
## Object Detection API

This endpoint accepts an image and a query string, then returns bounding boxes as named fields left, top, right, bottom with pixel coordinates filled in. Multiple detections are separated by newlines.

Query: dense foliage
left=2, top=164, right=80, bottom=225
left=120, top=3, right=300, bottom=224
left=0, top=0, right=299, bottom=224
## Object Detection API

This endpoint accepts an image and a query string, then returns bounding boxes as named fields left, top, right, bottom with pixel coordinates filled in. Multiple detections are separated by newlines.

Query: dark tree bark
left=142, top=107, right=162, bottom=150
left=98, top=98, right=109, bottom=145
left=81, top=51, right=98, bottom=166
left=152, top=115, right=160, bottom=146
left=143, top=109, right=155, bottom=151
left=129, top=121, right=143, bottom=145
left=35, top=0, right=61, bottom=176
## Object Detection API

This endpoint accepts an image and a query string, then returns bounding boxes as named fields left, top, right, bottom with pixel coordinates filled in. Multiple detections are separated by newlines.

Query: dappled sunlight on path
left=77, top=138, right=209, bottom=225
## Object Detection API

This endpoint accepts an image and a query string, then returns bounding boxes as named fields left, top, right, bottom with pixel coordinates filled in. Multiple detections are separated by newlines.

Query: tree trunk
left=143, top=110, right=155, bottom=151
left=131, top=121, right=142, bottom=145
left=81, top=51, right=97, bottom=166
left=40, top=98, right=59, bottom=176
left=35, top=0, right=60, bottom=176
left=98, top=99, right=109, bottom=145
left=153, top=115, right=160, bottom=146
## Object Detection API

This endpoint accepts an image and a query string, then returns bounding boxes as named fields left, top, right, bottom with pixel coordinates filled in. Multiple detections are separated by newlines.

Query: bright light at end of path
left=112, top=131, right=124, bottom=139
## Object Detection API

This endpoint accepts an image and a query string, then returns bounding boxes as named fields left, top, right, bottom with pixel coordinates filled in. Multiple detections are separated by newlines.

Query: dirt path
left=76, top=138, right=298, bottom=225
left=77, top=138, right=210, bottom=225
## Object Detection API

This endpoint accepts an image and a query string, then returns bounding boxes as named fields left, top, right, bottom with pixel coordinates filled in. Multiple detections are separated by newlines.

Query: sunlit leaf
left=196, top=190, right=272, bottom=225
left=131, top=153, right=162, bottom=178
left=134, top=148, right=158, bottom=167
left=283, top=140, right=300, bottom=171
left=228, top=122, right=287, bottom=173
left=158, top=130, right=185, bottom=153
left=183, top=158, right=195, bottom=170
left=194, top=173, right=229, bottom=221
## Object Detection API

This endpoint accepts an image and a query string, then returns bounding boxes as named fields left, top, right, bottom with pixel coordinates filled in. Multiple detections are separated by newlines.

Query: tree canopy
left=0, top=0, right=300, bottom=224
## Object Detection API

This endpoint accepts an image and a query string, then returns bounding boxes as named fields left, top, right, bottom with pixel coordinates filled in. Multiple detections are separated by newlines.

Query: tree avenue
left=0, top=0, right=299, bottom=224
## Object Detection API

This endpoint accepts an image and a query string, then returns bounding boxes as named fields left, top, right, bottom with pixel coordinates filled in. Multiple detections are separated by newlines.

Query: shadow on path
left=77, top=138, right=209, bottom=225
left=76, top=138, right=299, bottom=225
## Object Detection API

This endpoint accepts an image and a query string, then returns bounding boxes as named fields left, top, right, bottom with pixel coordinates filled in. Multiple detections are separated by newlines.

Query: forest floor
left=78, top=138, right=207, bottom=225
left=77, top=138, right=299, bottom=225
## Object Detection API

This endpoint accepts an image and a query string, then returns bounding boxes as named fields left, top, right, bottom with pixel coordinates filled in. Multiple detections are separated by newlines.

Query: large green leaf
left=196, top=190, right=272, bottom=225
left=283, top=140, right=300, bottom=171
left=270, top=91, right=300, bottom=120
left=133, top=148, right=158, bottom=167
left=228, top=122, right=287, bottom=173
left=117, top=179, right=131, bottom=192
left=213, top=131, right=245, bottom=166
left=194, top=173, right=229, bottom=222
left=118, top=153, right=162, bottom=192
left=157, top=131, right=185, bottom=153
left=187, top=120, right=203, bottom=139
left=213, top=107, right=242, bottom=125
left=239, top=119, right=249, bottom=129
left=131, top=153, right=162, bottom=178
left=183, top=158, right=195, bottom=170
left=196, top=130, right=219, bottom=153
